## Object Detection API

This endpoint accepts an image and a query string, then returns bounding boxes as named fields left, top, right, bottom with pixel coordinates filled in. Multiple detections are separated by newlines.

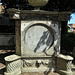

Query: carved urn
left=28, top=0, right=49, bottom=7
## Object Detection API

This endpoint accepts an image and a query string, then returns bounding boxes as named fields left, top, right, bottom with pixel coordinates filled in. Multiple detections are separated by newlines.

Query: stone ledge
left=4, top=54, right=21, bottom=62
left=57, top=54, right=73, bottom=60
left=19, top=72, right=60, bottom=75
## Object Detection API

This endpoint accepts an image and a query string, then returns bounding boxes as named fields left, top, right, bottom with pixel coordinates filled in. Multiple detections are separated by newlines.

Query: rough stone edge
left=4, top=68, right=21, bottom=75
left=57, top=70, right=73, bottom=75
left=4, top=54, right=21, bottom=62
left=57, top=54, right=73, bottom=60
left=22, top=67, right=50, bottom=73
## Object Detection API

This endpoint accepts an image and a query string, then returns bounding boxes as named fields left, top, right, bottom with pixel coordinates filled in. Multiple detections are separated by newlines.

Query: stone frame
left=21, top=20, right=56, bottom=57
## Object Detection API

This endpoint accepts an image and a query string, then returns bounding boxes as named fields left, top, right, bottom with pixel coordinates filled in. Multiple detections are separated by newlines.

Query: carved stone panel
left=22, top=58, right=53, bottom=73
left=21, top=21, right=60, bottom=57
left=25, top=25, right=53, bottom=53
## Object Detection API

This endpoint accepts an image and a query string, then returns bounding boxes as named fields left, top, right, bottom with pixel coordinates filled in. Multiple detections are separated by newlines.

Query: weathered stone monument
left=4, top=0, right=73, bottom=75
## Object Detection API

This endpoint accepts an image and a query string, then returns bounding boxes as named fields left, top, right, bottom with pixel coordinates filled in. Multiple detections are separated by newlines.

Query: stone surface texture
left=19, top=72, right=60, bottom=75
left=4, top=55, right=22, bottom=75
left=22, top=58, right=53, bottom=73
left=21, top=21, right=60, bottom=57
left=28, top=0, right=49, bottom=7
left=56, top=54, right=73, bottom=75
left=4, top=9, right=73, bottom=75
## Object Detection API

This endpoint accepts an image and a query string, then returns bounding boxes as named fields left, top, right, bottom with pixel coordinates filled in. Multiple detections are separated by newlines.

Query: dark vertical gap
left=61, top=21, right=68, bottom=54
left=61, top=21, right=67, bottom=35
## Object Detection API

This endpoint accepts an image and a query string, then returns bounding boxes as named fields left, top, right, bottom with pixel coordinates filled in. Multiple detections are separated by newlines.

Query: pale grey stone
left=5, top=54, right=21, bottom=62
left=22, top=58, right=53, bottom=73
left=21, top=20, right=60, bottom=57
left=25, top=25, right=53, bottom=53
left=58, top=70, right=73, bottom=75
left=4, top=55, right=22, bottom=75
left=58, top=54, right=73, bottom=60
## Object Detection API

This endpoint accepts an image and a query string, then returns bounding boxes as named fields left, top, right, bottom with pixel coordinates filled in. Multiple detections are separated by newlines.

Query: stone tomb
left=4, top=9, right=73, bottom=75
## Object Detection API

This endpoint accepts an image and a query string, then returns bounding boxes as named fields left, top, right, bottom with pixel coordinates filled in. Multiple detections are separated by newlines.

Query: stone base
left=22, top=67, right=50, bottom=73
left=19, top=72, right=60, bottom=75
left=4, top=68, right=21, bottom=75
left=57, top=70, right=73, bottom=75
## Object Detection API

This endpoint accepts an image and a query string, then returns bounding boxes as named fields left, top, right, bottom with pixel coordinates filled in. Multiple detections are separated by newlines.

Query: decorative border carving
left=7, top=9, right=71, bottom=21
